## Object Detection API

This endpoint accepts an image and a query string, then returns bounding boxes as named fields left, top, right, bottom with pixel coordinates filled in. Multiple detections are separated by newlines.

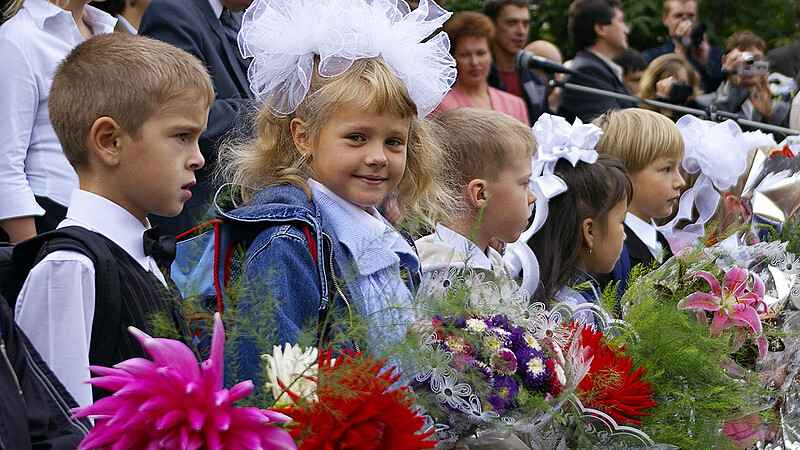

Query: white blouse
left=0, top=0, right=115, bottom=220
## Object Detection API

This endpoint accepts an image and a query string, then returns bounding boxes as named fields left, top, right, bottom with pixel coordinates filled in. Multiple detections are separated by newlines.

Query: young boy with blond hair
left=416, top=107, right=537, bottom=283
left=593, top=108, right=685, bottom=293
left=14, top=33, right=214, bottom=407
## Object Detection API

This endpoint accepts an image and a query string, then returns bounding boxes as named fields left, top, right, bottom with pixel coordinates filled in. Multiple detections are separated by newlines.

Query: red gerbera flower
left=574, top=326, right=657, bottom=426
left=281, top=350, right=436, bottom=449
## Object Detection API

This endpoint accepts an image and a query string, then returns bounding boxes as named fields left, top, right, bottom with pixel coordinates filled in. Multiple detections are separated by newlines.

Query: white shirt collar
left=82, top=4, right=117, bottom=34
left=306, top=179, right=395, bottom=245
left=59, top=189, right=153, bottom=269
left=115, top=13, right=137, bottom=34
left=587, top=49, right=624, bottom=82
left=432, top=223, right=494, bottom=271
left=208, top=0, right=224, bottom=19
left=624, top=212, right=662, bottom=259
left=21, top=0, right=67, bottom=29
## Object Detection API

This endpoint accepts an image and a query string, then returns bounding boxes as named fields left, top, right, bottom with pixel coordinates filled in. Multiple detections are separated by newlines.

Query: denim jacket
left=218, top=184, right=419, bottom=387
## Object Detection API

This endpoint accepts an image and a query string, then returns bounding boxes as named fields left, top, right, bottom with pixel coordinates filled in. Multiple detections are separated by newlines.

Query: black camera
left=668, top=81, right=693, bottom=104
left=678, top=22, right=706, bottom=49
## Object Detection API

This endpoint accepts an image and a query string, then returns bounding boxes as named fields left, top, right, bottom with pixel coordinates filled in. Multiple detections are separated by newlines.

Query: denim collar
left=218, top=184, right=318, bottom=224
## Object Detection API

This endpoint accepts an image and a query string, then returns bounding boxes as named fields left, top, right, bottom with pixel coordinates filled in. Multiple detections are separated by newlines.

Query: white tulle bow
left=659, top=115, right=774, bottom=251
left=238, top=0, right=456, bottom=117
left=520, top=114, right=601, bottom=242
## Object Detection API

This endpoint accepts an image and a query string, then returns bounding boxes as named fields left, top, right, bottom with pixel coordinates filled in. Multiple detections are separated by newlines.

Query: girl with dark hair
left=526, top=115, right=632, bottom=317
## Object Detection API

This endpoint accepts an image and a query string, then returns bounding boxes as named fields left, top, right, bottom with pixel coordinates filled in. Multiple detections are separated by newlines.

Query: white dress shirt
left=429, top=223, right=495, bottom=271
left=15, top=189, right=167, bottom=407
left=625, top=212, right=664, bottom=262
left=0, top=0, right=115, bottom=220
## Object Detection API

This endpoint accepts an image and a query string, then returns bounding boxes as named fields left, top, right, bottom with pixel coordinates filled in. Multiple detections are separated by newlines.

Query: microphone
left=515, top=50, right=577, bottom=75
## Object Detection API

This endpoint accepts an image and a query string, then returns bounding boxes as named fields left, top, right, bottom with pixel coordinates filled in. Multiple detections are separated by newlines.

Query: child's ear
left=290, top=118, right=311, bottom=157
left=89, top=117, right=123, bottom=167
left=466, top=178, right=488, bottom=208
left=581, top=217, right=595, bottom=251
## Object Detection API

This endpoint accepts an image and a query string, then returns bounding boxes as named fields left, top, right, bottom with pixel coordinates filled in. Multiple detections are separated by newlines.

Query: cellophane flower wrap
left=71, top=313, right=296, bottom=450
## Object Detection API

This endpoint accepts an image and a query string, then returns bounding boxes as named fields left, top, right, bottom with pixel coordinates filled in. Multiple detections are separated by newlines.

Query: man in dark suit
left=139, top=0, right=254, bottom=236
left=557, top=0, right=636, bottom=123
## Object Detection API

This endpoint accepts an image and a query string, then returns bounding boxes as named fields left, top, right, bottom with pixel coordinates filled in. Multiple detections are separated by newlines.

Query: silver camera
left=737, top=52, right=770, bottom=76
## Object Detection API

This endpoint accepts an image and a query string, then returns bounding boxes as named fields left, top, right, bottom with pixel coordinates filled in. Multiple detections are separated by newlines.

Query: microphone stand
left=552, top=79, right=799, bottom=136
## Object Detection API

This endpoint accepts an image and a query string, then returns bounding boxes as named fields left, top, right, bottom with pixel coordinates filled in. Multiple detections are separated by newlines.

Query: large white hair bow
left=238, top=0, right=456, bottom=117
left=520, top=114, right=601, bottom=242
left=659, top=115, right=774, bottom=251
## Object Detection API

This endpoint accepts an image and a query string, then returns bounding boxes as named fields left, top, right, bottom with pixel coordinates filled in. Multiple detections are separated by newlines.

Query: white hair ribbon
left=238, top=0, right=456, bottom=117
left=519, top=114, right=601, bottom=242
left=659, top=115, right=773, bottom=251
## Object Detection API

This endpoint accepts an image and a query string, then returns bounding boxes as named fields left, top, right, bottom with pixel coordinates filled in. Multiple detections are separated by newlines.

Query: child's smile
left=299, top=100, right=410, bottom=210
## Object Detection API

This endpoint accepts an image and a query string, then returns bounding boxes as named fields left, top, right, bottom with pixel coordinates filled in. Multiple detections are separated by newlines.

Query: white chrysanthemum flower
left=262, top=343, right=319, bottom=407
left=466, top=318, right=487, bottom=332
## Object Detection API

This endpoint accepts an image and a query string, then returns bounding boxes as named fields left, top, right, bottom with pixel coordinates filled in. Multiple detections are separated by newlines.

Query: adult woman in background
left=638, top=53, right=702, bottom=121
left=0, top=0, right=114, bottom=242
left=432, top=11, right=529, bottom=125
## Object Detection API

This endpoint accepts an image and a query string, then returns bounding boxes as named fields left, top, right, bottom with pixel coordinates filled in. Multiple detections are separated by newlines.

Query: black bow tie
left=143, top=226, right=177, bottom=266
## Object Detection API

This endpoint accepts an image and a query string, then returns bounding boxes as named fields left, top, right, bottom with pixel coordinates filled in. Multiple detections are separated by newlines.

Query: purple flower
left=516, top=347, right=551, bottom=392
left=490, top=315, right=510, bottom=328
left=488, top=375, right=519, bottom=413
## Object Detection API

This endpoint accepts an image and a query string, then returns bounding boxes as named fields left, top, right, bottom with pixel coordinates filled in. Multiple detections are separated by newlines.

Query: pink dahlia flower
left=678, top=267, right=769, bottom=359
left=72, top=313, right=296, bottom=450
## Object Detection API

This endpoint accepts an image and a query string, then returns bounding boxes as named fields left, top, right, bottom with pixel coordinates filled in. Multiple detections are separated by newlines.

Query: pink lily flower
left=72, top=313, right=296, bottom=450
left=678, top=267, right=769, bottom=360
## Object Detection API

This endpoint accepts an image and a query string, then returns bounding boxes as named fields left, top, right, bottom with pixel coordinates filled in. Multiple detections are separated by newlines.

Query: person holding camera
left=642, top=0, right=724, bottom=93
left=638, top=53, right=702, bottom=120
left=691, top=31, right=790, bottom=130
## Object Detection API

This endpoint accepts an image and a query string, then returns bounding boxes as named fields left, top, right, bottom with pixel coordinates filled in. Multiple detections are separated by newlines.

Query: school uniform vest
left=89, top=235, right=189, bottom=401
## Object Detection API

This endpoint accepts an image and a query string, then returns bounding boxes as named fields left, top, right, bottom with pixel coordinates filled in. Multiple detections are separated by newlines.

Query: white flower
left=466, top=318, right=487, bottom=332
left=435, top=373, right=473, bottom=412
left=262, top=343, right=319, bottom=407
left=783, top=253, right=800, bottom=276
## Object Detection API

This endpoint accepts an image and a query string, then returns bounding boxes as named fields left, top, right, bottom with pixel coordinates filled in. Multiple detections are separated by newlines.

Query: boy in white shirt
left=416, top=107, right=537, bottom=284
left=14, top=33, right=214, bottom=407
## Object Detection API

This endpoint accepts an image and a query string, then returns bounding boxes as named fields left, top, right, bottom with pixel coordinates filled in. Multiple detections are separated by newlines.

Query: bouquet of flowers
left=405, top=270, right=658, bottom=448
left=71, top=313, right=295, bottom=450
left=617, top=240, right=799, bottom=448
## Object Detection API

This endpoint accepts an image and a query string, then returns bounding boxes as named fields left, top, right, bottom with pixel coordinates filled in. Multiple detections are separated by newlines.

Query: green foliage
left=771, top=214, right=800, bottom=255
left=440, top=0, right=482, bottom=12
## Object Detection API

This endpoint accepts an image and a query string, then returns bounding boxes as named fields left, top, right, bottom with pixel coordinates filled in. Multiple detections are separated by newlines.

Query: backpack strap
left=14, top=227, right=121, bottom=370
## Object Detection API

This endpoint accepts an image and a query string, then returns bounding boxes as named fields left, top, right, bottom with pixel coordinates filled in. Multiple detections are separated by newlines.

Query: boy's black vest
left=5, top=227, right=189, bottom=401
